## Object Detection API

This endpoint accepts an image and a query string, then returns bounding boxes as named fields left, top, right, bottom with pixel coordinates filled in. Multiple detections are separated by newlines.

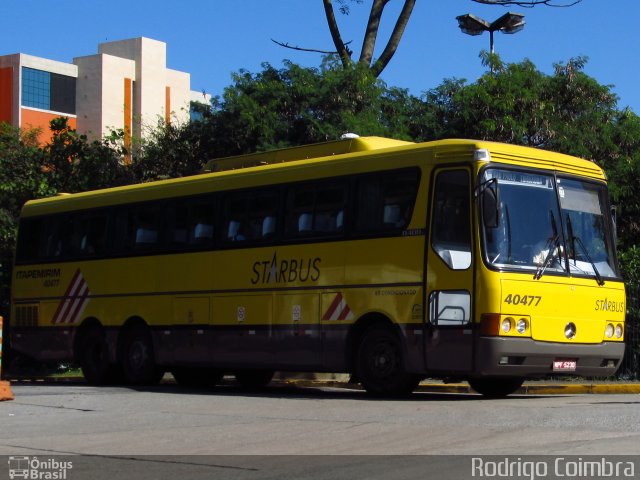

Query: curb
left=5, top=376, right=640, bottom=395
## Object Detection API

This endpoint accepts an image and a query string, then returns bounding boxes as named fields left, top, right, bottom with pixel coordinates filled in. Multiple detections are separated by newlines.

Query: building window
left=22, top=67, right=50, bottom=110
left=21, top=67, right=76, bottom=114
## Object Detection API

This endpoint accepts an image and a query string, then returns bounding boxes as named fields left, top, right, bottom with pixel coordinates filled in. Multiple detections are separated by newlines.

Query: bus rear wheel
left=172, top=367, right=224, bottom=387
left=356, top=325, right=421, bottom=397
left=234, top=369, right=274, bottom=389
left=468, top=377, right=524, bottom=397
left=77, top=326, right=112, bottom=385
left=121, top=325, right=164, bottom=385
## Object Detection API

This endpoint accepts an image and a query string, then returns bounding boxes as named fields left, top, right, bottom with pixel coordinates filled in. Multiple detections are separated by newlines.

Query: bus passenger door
left=425, top=168, right=474, bottom=374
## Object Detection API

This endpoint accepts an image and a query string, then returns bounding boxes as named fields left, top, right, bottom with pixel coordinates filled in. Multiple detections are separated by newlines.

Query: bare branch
left=323, top=0, right=353, bottom=67
left=371, top=0, right=416, bottom=77
left=271, top=38, right=353, bottom=56
left=359, top=0, right=390, bottom=66
left=471, top=0, right=582, bottom=7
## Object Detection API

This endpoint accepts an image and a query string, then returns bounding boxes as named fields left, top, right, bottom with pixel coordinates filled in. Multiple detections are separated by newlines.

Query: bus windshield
left=481, top=168, right=618, bottom=280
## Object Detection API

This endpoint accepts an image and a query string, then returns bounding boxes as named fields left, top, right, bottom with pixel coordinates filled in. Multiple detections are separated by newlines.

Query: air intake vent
left=15, top=304, right=39, bottom=327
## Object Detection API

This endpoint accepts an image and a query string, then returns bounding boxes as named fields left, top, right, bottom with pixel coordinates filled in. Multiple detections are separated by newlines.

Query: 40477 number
left=503, top=293, right=542, bottom=306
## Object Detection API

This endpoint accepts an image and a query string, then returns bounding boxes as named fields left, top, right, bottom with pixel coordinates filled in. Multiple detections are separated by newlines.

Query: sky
left=2, top=0, right=640, bottom=113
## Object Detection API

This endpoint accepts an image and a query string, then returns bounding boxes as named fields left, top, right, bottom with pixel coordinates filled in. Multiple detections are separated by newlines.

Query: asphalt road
left=1, top=382, right=639, bottom=479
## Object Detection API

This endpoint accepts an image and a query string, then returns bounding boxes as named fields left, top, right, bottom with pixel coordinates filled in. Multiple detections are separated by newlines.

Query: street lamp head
left=456, top=11, right=525, bottom=54
left=456, top=14, right=491, bottom=36
left=456, top=12, right=525, bottom=35
left=492, top=12, right=525, bottom=35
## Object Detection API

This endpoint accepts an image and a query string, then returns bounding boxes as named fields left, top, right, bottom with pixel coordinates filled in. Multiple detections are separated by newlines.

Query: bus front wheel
left=468, top=377, right=524, bottom=397
left=121, top=325, right=164, bottom=385
left=356, top=325, right=421, bottom=397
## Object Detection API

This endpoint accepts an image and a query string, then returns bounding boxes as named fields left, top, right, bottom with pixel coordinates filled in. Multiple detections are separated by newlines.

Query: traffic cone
left=0, top=316, right=15, bottom=401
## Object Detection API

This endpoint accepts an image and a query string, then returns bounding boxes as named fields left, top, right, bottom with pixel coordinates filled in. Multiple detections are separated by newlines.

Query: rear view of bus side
left=10, top=137, right=625, bottom=396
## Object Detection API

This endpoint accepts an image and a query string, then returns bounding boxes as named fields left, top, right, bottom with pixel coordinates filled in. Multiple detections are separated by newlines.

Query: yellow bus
left=10, top=136, right=625, bottom=396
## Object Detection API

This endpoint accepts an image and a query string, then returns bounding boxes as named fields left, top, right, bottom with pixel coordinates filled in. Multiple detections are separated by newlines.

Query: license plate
left=553, top=359, right=577, bottom=372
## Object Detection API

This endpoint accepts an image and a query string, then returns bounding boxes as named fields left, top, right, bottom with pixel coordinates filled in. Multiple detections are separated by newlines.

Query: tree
left=322, top=0, right=416, bottom=77
left=133, top=114, right=213, bottom=181
left=276, top=0, right=582, bottom=78
left=153, top=59, right=414, bottom=164
left=0, top=123, right=53, bottom=317
left=43, top=117, right=131, bottom=193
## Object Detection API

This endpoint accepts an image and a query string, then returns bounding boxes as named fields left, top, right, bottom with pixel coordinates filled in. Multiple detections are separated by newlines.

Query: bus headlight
left=605, top=323, right=614, bottom=338
left=615, top=324, right=624, bottom=339
left=516, top=318, right=528, bottom=334
left=501, top=318, right=513, bottom=333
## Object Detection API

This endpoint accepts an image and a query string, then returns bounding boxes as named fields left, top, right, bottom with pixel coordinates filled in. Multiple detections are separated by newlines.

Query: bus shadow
left=9, top=377, right=557, bottom=401
left=127, top=382, right=553, bottom=402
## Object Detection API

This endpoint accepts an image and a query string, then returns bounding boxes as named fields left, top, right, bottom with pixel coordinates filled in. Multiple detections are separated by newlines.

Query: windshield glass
left=481, top=168, right=618, bottom=280
left=559, top=178, right=617, bottom=279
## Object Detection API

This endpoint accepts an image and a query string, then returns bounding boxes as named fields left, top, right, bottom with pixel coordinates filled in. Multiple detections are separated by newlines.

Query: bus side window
left=134, top=206, right=162, bottom=247
left=16, top=218, right=45, bottom=262
left=223, top=190, right=279, bottom=244
left=114, top=209, right=134, bottom=252
left=355, top=169, right=419, bottom=233
left=190, top=198, right=216, bottom=246
left=115, top=204, right=163, bottom=252
left=286, top=182, right=346, bottom=238
left=167, top=201, right=189, bottom=246
left=431, top=170, right=472, bottom=270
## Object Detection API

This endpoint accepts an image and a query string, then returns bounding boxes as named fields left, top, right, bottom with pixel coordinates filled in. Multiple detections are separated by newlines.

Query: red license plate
left=553, top=359, right=577, bottom=372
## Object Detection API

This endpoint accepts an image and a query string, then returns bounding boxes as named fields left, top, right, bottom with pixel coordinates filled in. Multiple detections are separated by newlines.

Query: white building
left=0, top=37, right=210, bottom=148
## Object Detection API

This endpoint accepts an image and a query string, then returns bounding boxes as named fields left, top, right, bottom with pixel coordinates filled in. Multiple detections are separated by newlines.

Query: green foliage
left=0, top=122, right=53, bottom=314
left=199, top=59, right=412, bottom=155
left=617, top=246, right=640, bottom=379
left=43, top=117, right=132, bottom=192
left=132, top=117, right=209, bottom=182
left=0, top=119, right=131, bottom=317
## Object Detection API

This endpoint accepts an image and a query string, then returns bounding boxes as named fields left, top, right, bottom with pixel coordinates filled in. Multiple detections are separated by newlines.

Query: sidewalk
left=276, top=377, right=640, bottom=395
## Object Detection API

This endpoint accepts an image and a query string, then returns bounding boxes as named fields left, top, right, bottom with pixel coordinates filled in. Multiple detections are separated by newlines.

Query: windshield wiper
left=534, top=210, right=561, bottom=281
left=566, top=214, right=605, bottom=286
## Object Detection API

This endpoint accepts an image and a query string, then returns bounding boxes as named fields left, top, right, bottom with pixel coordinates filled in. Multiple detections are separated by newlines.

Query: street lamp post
left=456, top=12, right=525, bottom=54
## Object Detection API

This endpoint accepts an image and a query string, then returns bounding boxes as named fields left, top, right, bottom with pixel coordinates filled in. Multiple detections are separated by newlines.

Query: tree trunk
left=323, top=0, right=353, bottom=68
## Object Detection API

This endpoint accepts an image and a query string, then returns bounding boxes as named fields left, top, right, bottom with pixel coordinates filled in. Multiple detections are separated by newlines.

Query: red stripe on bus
left=322, top=292, right=343, bottom=320
left=51, top=269, right=82, bottom=324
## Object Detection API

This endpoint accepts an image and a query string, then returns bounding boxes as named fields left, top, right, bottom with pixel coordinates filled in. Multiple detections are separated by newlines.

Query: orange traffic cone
left=1, top=316, right=14, bottom=401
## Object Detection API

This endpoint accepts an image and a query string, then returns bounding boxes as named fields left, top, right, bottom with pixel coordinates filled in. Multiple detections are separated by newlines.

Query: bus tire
left=356, top=325, right=421, bottom=397
left=77, top=326, right=111, bottom=385
left=468, top=377, right=524, bottom=397
left=234, top=369, right=274, bottom=389
left=172, top=367, right=224, bottom=387
left=121, top=325, right=164, bottom=385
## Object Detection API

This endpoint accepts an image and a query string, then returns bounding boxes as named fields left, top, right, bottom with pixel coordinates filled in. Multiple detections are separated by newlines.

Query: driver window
left=431, top=170, right=472, bottom=270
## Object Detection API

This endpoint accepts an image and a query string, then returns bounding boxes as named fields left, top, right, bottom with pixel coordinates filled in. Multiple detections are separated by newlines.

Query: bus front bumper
left=475, top=336, right=625, bottom=378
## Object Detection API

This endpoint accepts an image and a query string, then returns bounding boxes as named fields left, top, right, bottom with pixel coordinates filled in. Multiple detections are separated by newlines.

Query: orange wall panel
left=0, top=67, right=13, bottom=124
left=21, top=108, right=77, bottom=144
left=165, top=86, right=171, bottom=124
left=124, top=78, right=132, bottom=165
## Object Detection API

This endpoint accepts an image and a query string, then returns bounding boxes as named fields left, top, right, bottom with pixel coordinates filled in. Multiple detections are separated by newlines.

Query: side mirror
left=611, top=205, right=617, bottom=240
left=481, top=184, right=500, bottom=229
